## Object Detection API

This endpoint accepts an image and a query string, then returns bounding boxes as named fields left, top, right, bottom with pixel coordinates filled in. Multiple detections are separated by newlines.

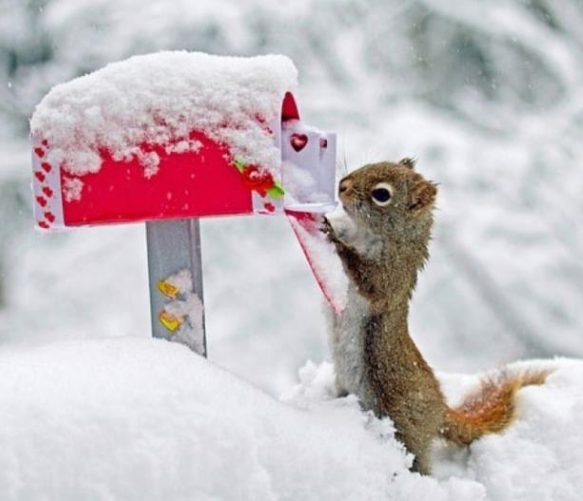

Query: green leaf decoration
left=267, top=182, right=285, bottom=199
left=233, top=158, right=247, bottom=173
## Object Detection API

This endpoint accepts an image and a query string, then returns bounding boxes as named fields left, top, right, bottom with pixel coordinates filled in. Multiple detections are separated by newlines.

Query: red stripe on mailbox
left=62, top=132, right=254, bottom=226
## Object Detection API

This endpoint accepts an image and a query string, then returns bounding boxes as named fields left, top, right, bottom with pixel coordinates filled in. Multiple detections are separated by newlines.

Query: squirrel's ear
left=408, top=180, right=437, bottom=214
left=399, top=157, right=416, bottom=170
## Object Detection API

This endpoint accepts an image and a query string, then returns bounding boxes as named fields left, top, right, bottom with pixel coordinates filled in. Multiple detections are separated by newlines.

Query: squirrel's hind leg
left=396, top=429, right=433, bottom=475
left=410, top=454, right=431, bottom=475
left=335, top=385, right=350, bottom=398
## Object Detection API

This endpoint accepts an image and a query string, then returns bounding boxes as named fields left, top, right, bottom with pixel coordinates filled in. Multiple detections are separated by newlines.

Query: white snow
left=161, top=269, right=205, bottom=353
left=62, top=176, right=83, bottom=202
left=0, top=337, right=581, bottom=500
left=30, top=51, right=298, bottom=178
left=164, top=268, right=194, bottom=295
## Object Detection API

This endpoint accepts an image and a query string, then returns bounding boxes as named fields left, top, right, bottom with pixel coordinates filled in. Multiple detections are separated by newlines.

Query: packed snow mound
left=30, top=51, right=298, bottom=177
left=0, top=338, right=581, bottom=501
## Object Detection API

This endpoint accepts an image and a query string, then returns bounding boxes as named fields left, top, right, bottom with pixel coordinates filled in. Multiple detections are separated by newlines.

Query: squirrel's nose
left=339, top=178, right=353, bottom=196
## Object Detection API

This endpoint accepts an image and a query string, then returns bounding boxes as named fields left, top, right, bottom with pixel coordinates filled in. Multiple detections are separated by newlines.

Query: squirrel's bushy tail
left=441, top=369, right=550, bottom=446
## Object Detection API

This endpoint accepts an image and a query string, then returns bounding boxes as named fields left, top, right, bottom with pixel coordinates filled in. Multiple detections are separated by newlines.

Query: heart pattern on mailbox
left=32, top=138, right=63, bottom=230
left=290, top=133, right=308, bottom=152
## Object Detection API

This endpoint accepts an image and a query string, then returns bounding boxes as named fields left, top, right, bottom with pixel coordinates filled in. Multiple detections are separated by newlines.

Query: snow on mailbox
left=30, top=51, right=345, bottom=355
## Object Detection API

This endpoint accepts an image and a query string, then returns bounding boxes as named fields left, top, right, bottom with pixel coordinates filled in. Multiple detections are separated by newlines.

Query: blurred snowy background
left=1, top=0, right=582, bottom=395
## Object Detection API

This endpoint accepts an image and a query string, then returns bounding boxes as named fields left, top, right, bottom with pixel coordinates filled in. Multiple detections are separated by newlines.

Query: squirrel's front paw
left=320, top=216, right=332, bottom=234
left=321, top=217, right=341, bottom=243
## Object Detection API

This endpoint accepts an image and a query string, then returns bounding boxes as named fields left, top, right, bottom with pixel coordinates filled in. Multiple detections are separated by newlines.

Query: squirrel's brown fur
left=442, top=369, right=549, bottom=446
left=324, top=159, right=549, bottom=474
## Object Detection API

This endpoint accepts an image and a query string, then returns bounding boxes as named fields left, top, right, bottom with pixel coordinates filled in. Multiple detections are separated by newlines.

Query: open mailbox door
left=31, top=52, right=346, bottom=355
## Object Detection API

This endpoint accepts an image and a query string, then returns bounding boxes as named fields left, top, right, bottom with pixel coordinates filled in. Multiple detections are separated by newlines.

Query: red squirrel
left=322, top=159, right=548, bottom=474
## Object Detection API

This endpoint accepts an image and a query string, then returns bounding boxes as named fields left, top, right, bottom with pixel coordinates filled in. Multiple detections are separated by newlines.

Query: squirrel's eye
left=370, top=182, right=393, bottom=206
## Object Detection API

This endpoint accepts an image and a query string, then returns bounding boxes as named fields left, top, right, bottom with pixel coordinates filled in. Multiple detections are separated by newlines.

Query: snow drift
left=0, top=337, right=581, bottom=500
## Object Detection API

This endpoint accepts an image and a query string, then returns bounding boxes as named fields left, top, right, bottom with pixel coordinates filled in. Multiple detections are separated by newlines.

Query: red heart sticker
left=34, top=147, right=45, bottom=158
left=36, top=196, right=47, bottom=207
left=34, top=171, right=46, bottom=183
left=290, top=133, right=308, bottom=152
left=41, top=162, right=52, bottom=173
left=42, top=186, right=54, bottom=198
left=44, top=211, right=56, bottom=223
left=38, top=221, right=50, bottom=229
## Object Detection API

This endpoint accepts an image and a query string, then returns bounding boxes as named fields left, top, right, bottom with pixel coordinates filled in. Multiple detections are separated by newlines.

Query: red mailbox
left=31, top=52, right=346, bottom=354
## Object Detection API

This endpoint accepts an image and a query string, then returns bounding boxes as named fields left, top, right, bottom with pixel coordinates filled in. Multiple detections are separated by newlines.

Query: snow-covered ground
left=0, top=337, right=581, bottom=501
